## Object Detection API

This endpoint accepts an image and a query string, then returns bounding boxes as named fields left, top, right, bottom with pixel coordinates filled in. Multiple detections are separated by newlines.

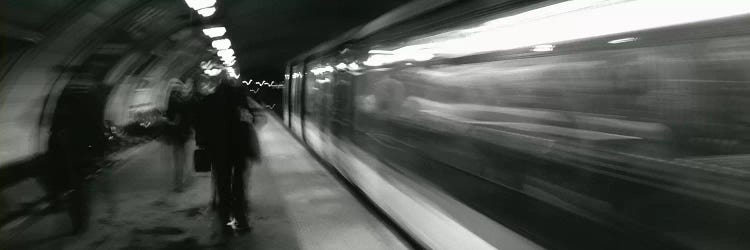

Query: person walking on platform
left=193, top=72, right=261, bottom=234
left=164, top=78, right=193, bottom=192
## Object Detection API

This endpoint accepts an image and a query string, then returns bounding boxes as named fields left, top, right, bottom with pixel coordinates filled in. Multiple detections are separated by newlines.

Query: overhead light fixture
left=202, top=27, right=226, bottom=38
left=197, top=7, right=216, bottom=17
left=347, top=62, right=360, bottom=71
left=608, top=37, right=638, bottom=44
left=226, top=67, right=240, bottom=79
left=211, top=39, right=231, bottom=50
left=224, top=60, right=236, bottom=66
left=219, top=56, right=235, bottom=63
left=220, top=57, right=236, bottom=64
left=368, top=50, right=393, bottom=54
left=412, top=52, right=434, bottom=61
left=204, top=68, right=221, bottom=76
left=377, top=0, right=750, bottom=59
left=217, top=48, right=234, bottom=58
left=363, top=49, right=434, bottom=66
left=218, top=52, right=235, bottom=59
left=531, top=44, right=555, bottom=52
left=310, top=65, right=335, bottom=75
left=184, top=0, right=216, bottom=10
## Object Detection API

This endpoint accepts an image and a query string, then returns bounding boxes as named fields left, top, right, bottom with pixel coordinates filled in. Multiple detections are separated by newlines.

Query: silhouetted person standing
left=44, top=72, right=106, bottom=234
left=194, top=74, right=259, bottom=233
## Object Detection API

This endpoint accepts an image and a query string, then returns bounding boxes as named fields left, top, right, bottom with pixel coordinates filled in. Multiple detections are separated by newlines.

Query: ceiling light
left=347, top=62, right=360, bottom=70
left=219, top=56, right=235, bottom=62
left=335, top=63, right=347, bottom=70
left=197, top=7, right=216, bottom=17
left=211, top=39, right=231, bottom=50
left=531, top=44, right=555, bottom=52
left=216, top=48, right=234, bottom=58
left=385, top=0, right=750, bottom=59
left=202, top=27, right=226, bottom=38
left=204, top=68, right=221, bottom=76
left=608, top=37, right=638, bottom=44
left=220, top=58, right=236, bottom=65
left=184, top=0, right=215, bottom=10
left=412, top=52, right=434, bottom=61
left=368, top=50, right=393, bottom=54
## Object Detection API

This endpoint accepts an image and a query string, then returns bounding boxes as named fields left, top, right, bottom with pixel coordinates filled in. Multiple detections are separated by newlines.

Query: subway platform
left=2, top=116, right=410, bottom=250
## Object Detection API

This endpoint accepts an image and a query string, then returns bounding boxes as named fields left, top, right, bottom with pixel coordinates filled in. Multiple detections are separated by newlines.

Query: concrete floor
left=4, top=116, right=409, bottom=250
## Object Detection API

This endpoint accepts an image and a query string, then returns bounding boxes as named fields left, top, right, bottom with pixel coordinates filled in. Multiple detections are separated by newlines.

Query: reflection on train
left=285, top=0, right=750, bottom=249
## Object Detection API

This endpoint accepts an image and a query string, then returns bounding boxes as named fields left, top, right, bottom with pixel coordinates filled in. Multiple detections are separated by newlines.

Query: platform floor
left=5, top=116, right=409, bottom=249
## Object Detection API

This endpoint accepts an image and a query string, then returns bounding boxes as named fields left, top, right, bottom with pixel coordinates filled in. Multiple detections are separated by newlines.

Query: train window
left=304, top=58, right=336, bottom=154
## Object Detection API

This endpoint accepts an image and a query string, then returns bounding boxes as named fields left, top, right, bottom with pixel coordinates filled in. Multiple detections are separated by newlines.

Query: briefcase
left=193, top=148, right=211, bottom=172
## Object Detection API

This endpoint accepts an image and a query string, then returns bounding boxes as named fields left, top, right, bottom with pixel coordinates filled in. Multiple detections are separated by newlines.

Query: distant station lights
left=184, top=0, right=216, bottom=17
left=243, top=80, right=283, bottom=88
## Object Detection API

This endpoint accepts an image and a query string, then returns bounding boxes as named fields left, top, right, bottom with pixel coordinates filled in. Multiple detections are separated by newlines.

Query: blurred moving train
left=283, top=0, right=750, bottom=249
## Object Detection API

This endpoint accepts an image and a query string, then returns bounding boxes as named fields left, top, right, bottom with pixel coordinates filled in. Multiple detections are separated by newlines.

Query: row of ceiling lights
left=184, top=0, right=239, bottom=78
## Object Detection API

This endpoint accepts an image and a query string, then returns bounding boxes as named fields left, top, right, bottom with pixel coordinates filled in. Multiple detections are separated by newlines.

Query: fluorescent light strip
left=184, top=0, right=215, bottom=10
left=197, top=7, right=216, bottom=17
left=211, top=39, right=231, bottom=50
left=217, top=48, right=234, bottom=58
left=376, top=0, right=750, bottom=61
left=202, top=27, right=226, bottom=38
left=608, top=37, right=638, bottom=44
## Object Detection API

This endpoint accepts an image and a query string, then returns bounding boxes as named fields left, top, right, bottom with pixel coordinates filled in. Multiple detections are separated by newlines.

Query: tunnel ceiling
left=220, top=0, right=410, bottom=79
left=2, top=0, right=410, bottom=80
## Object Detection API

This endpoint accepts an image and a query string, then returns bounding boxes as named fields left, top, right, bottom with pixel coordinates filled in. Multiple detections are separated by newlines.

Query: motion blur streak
left=286, top=0, right=750, bottom=249
left=366, top=0, right=750, bottom=64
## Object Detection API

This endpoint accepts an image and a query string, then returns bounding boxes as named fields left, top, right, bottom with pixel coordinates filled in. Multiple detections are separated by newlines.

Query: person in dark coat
left=43, top=73, right=107, bottom=234
left=193, top=74, right=260, bottom=233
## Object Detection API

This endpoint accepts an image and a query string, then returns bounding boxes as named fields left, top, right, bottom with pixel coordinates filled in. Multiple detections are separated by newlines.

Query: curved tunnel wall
left=0, top=0, right=209, bottom=166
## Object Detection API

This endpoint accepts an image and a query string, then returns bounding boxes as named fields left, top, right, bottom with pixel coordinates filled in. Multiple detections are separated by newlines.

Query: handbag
left=193, top=148, right=211, bottom=172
